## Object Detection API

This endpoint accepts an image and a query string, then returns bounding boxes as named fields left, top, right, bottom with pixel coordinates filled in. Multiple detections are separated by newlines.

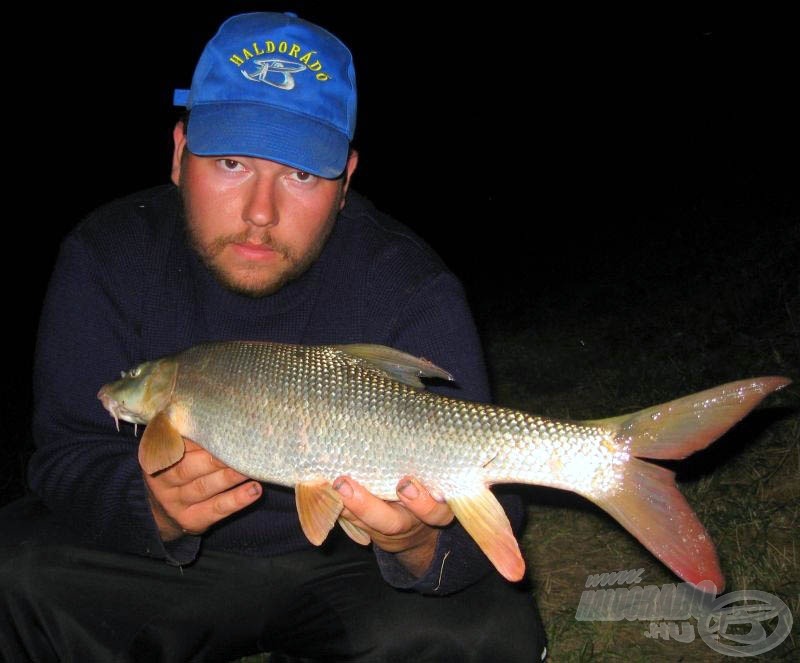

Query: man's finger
left=180, top=480, right=263, bottom=534
left=158, top=446, right=236, bottom=487
left=179, top=466, right=252, bottom=504
left=396, top=477, right=454, bottom=527
left=333, top=477, right=411, bottom=536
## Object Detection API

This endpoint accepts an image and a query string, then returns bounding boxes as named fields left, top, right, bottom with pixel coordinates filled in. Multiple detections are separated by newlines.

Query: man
left=1, top=12, right=545, bottom=661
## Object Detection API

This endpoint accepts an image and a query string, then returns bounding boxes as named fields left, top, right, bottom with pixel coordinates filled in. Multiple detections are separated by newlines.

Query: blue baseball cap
left=174, top=12, right=357, bottom=179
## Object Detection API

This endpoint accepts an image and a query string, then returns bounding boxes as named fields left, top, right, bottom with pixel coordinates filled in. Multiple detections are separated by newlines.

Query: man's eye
left=218, top=159, right=244, bottom=171
left=291, top=170, right=315, bottom=183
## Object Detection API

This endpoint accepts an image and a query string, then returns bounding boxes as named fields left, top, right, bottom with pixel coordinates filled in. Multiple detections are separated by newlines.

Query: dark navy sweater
left=29, top=185, right=520, bottom=594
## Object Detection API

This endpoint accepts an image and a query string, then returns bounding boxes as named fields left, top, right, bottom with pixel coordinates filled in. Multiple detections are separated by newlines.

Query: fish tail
left=588, top=376, right=791, bottom=592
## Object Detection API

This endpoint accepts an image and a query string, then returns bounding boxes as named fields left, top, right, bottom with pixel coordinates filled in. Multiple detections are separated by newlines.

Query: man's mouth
left=230, top=241, right=280, bottom=260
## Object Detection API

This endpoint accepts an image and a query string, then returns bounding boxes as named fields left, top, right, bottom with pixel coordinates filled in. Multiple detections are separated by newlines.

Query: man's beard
left=180, top=190, right=339, bottom=298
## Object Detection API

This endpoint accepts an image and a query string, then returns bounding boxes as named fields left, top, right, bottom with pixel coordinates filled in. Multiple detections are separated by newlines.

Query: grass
left=476, top=202, right=799, bottom=661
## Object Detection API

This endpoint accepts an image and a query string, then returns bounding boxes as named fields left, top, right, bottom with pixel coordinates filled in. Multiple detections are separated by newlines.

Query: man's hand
left=333, top=476, right=454, bottom=577
left=142, top=439, right=262, bottom=541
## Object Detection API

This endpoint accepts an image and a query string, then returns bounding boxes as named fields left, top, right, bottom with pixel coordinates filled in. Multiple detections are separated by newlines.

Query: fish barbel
left=97, top=340, right=790, bottom=589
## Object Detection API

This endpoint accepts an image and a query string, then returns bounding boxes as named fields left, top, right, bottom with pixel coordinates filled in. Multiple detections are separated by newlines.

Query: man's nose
left=242, top=175, right=278, bottom=227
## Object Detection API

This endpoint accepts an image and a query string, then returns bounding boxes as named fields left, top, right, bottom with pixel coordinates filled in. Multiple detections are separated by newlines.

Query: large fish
left=97, top=340, right=790, bottom=589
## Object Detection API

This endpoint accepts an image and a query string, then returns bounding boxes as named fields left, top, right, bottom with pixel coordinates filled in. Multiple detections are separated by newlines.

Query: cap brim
left=186, top=103, right=349, bottom=179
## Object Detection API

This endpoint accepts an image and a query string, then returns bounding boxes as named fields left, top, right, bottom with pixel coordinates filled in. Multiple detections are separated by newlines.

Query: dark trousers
left=1, top=497, right=546, bottom=662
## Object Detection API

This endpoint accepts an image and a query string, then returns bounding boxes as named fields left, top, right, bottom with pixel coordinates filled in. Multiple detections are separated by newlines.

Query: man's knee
left=370, top=616, right=544, bottom=662
left=0, top=545, right=75, bottom=662
left=1, top=544, right=65, bottom=601
left=365, top=578, right=546, bottom=661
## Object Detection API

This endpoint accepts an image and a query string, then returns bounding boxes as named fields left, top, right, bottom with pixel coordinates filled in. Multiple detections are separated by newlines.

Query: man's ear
left=171, top=122, right=188, bottom=186
left=339, top=149, right=359, bottom=208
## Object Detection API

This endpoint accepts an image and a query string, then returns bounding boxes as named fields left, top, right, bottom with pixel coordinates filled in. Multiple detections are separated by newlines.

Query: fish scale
left=175, top=342, right=505, bottom=497
left=97, top=339, right=790, bottom=588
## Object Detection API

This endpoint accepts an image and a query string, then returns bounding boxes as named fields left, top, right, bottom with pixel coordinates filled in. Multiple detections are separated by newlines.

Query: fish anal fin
left=447, top=486, right=525, bottom=582
left=590, top=376, right=792, bottom=460
left=338, top=517, right=372, bottom=545
left=295, top=481, right=344, bottom=546
left=334, top=344, right=453, bottom=389
left=138, top=411, right=185, bottom=474
left=589, top=457, right=724, bottom=592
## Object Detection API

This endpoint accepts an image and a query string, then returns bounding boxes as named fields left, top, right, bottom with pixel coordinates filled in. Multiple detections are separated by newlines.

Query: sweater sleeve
left=27, top=232, right=199, bottom=565
left=368, top=271, right=526, bottom=595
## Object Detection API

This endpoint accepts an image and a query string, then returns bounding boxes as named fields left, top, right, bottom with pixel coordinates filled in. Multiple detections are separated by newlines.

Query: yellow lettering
left=252, top=42, right=264, bottom=56
left=241, top=48, right=254, bottom=61
left=308, top=61, right=322, bottom=72
left=299, top=50, right=316, bottom=65
left=288, top=43, right=301, bottom=58
left=265, top=40, right=275, bottom=53
left=278, top=41, right=288, bottom=53
left=229, top=54, right=244, bottom=66
left=316, top=73, right=330, bottom=81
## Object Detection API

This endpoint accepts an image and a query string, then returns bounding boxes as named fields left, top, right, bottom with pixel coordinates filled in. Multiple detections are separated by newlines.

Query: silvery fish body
left=175, top=342, right=611, bottom=498
left=97, top=340, right=790, bottom=586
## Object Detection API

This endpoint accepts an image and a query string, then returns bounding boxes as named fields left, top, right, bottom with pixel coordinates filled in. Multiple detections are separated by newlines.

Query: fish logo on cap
left=241, top=58, right=307, bottom=90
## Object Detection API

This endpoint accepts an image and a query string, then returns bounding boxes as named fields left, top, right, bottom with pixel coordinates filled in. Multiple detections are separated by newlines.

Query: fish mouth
left=97, top=387, right=146, bottom=431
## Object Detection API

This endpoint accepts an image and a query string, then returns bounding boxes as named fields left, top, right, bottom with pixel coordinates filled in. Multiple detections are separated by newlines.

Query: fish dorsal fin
left=138, top=411, right=185, bottom=474
left=295, top=481, right=345, bottom=546
left=446, top=485, right=526, bottom=582
left=334, top=344, right=453, bottom=389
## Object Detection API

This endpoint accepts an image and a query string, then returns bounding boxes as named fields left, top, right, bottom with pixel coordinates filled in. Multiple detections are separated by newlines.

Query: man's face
left=171, top=123, right=358, bottom=297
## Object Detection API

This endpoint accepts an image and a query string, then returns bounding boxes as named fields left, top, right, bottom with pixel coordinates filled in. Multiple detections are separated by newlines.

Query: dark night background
left=2, top=6, right=797, bottom=504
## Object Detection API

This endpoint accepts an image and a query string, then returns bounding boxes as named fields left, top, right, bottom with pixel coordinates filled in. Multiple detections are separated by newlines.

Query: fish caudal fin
left=592, top=458, right=723, bottom=590
left=594, top=376, right=792, bottom=460
left=447, top=486, right=526, bottom=582
left=588, top=376, right=791, bottom=592
left=138, top=411, right=186, bottom=474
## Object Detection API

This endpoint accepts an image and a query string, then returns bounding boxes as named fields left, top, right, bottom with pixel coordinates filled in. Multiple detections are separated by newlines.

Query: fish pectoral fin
left=338, top=517, right=372, bottom=545
left=295, top=481, right=345, bottom=546
left=447, top=486, right=525, bottom=582
left=334, top=344, right=453, bottom=389
left=138, top=411, right=185, bottom=474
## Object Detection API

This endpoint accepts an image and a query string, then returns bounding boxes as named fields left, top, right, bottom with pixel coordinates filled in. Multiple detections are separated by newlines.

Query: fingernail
left=398, top=480, right=419, bottom=500
left=333, top=478, right=352, bottom=498
left=248, top=482, right=261, bottom=497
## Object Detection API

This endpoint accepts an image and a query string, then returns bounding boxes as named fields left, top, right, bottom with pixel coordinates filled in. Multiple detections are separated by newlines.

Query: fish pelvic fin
left=585, top=376, right=791, bottom=593
left=338, top=517, right=372, bottom=545
left=138, top=411, right=185, bottom=474
left=590, top=376, right=792, bottom=460
left=590, top=458, right=723, bottom=592
left=333, top=344, right=453, bottom=389
left=447, top=486, right=525, bottom=582
left=295, top=481, right=345, bottom=546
